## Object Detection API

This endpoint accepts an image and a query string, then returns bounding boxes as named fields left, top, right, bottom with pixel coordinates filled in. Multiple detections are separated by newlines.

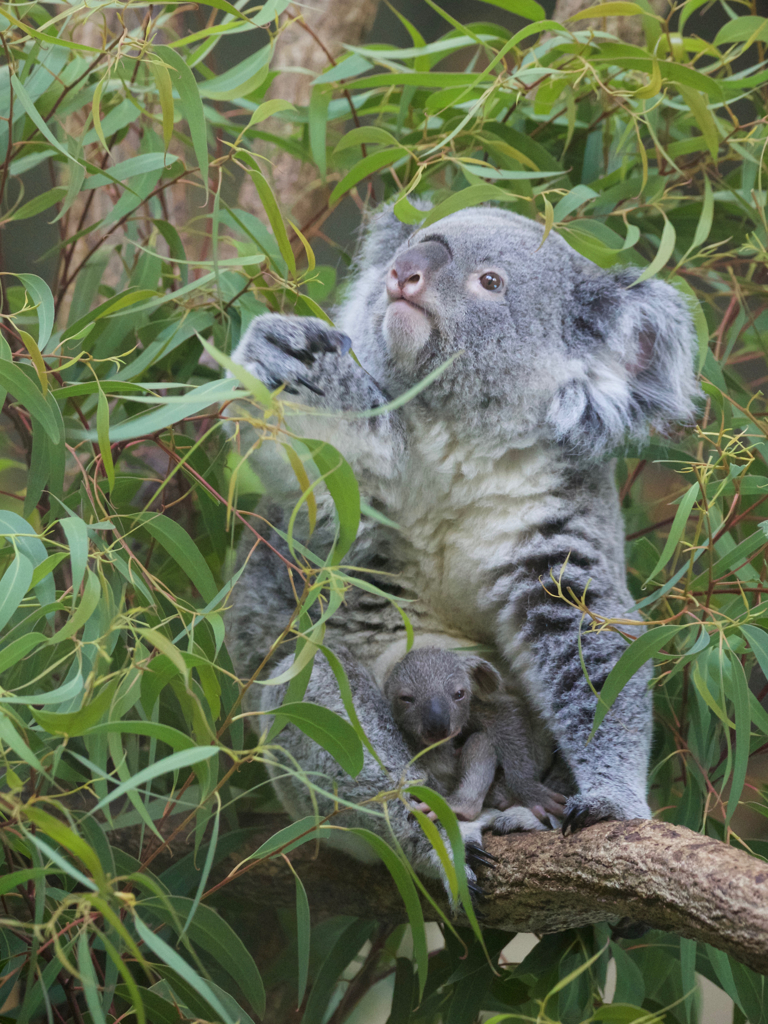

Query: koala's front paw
left=235, top=314, right=351, bottom=395
left=561, top=793, right=649, bottom=835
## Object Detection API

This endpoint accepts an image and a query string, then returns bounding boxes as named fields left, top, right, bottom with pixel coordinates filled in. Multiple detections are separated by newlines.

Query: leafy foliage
left=1, top=0, right=768, bottom=1021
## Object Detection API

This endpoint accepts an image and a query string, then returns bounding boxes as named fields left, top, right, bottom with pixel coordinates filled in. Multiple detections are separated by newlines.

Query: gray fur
left=383, top=647, right=568, bottom=829
left=228, top=203, right=698, bottom=849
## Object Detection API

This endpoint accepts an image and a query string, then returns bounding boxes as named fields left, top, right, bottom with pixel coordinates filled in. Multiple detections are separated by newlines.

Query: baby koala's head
left=384, top=647, right=502, bottom=748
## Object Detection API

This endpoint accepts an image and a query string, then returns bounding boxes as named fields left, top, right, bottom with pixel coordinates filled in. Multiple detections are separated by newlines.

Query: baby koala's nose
left=420, top=697, right=452, bottom=745
left=386, top=240, right=451, bottom=302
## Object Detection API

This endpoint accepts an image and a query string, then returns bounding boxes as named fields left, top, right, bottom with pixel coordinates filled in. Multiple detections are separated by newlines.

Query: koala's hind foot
left=492, top=806, right=549, bottom=834
left=236, top=314, right=351, bottom=394
left=561, top=793, right=651, bottom=835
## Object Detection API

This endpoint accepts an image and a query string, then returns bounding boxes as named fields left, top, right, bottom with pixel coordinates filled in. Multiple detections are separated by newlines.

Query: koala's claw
left=561, top=794, right=625, bottom=835
left=465, top=842, right=497, bottom=870
left=467, top=878, right=486, bottom=902
left=263, top=321, right=350, bottom=364
left=295, top=373, right=326, bottom=396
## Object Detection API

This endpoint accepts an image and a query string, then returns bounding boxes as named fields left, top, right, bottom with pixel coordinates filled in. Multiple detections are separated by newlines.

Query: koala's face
left=342, top=204, right=697, bottom=455
left=352, top=208, right=596, bottom=436
left=385, top=649, right=472, bottom=748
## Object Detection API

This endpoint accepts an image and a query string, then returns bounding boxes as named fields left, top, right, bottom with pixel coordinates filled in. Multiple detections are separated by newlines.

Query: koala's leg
left=253, top=649, right=488, bottom=900
left=445, top=731, right=498, bottom=822
left=230, top=315, right=406, bottom=492
left=475, top=698, right=568, bottom=823
left=492, top=539, right=653, bottom=833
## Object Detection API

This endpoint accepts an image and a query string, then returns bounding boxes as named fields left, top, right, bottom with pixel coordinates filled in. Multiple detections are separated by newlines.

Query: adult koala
left=228, top=204, right=697, bottom=837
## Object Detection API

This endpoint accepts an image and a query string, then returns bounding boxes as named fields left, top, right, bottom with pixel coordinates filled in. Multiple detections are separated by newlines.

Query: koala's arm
left=489, top=484, right=653, bottom=831
left=230, top=315, right=406, bottom=497
left=445, top=730, right=498, bottom=822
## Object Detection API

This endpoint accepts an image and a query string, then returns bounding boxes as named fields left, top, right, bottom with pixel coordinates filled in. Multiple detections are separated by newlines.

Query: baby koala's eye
left=480, top=272, right=502, bottom=291
left=399, top=694, right=414, bottom=704
left=453, top=689, right=466, bottom=701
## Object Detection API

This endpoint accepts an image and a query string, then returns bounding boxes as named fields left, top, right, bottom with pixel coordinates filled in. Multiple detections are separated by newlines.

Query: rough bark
left=115, top=810, right=768, bottom=976
left=237, top=0, right=381, bottom=232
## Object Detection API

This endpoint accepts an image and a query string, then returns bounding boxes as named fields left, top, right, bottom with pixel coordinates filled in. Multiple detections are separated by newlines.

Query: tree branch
left=111, top=810, right=768, bottom=975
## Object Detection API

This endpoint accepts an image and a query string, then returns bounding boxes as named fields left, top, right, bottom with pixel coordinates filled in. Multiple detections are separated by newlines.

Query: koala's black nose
left=387, top=240, right=451, bottom=303
left=421, top=696, right=452, bottom=743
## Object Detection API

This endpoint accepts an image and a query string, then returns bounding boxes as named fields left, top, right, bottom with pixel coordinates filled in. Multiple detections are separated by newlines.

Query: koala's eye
left=399, top=695, right=414, bottom=704
left=453, top=690, right=466, bottom=701
left=480, top=272, right=502, bottom=291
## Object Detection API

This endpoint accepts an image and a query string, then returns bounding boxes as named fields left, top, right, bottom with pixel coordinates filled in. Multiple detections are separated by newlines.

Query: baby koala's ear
left=463, top=656, right=504, bottom=698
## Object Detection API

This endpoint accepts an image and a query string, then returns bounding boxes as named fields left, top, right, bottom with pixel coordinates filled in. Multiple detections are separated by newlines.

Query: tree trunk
left=236, top=0, right=380, bottom=233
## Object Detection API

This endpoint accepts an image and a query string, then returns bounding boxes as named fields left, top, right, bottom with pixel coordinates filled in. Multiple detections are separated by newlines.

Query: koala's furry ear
left=358, top=200, right=433, bottom=268
left=547, top=269, right=699, bottom=456
left=464, top=656, right=504, bottom=698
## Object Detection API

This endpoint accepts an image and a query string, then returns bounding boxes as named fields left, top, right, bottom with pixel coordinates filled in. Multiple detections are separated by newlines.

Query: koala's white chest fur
left=386, top=422, right=562, bottom=643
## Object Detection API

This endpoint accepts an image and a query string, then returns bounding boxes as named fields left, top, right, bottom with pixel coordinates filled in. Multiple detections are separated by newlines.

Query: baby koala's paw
left=492, top=806, right=549, bottom=834
left=447, top=796, right=485, bottom=822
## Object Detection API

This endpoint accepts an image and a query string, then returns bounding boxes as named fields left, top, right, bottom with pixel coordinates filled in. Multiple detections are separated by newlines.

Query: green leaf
left=688, top=523, right=768, bottom=591
left=568, top=2, right=651, bottom=18
left=8, top=186, right=67, bottom=222
left=86, top=377, right=238, bottom=442
left=91, top=747, right=220, bottom=812
left=60, top=516, right=89, bottom=605
left=0, top=552, right=33, bottom=633
left=271, top=701, right=364, bottom=777
left=329, top=146, right=408, bottom=206
left=247, top=816, right=325, bottom=861
left=334, top=126, right=402, bottom=152
left=24, top=805, right=105, bottom=886
left=31, top=676, right=118, bottom=736
left=678, top=86, right=719, bottom=160
left=420, top=184, right=523, bottom=228
left=644, top=482, right=699, bottom=583
left=83, top=720, right=198, bottom=750
left=295, top=872, right=310, bottom=1006
left=150, top=61, right=174, bottom=150
left=133, top=914, right=238, bottom=1024
left=49, top=567, right=101, bottom=643
left=78, top=930, right=108, bottom=1024
left=245, top=167, right=296, bottom=275
left=0, top=359, right=59, bottom=443
left=591, top=625, right=687, bottom=735
left=133, top=512, right=217, bottom=603
left=347, top=829, right=431, bottom=995
left=198, top=44, right=272, bottom=100
left=0, top=632, right=47, bottom=674
left=97, top=389, right=115, bottom=492
left=301, top=438, right=361, bottom=565
left=476, top=0, right=547, bottom=20
left=155, top=46, right=209, bottom=198
left=633, top=213, right=676, bottom=284
left=140, top=897, right=266, bottom=1018
left=715, top=16, right=768, bottom=45
left=0, top=713, right=45, bottom=772
left=309, top=86, right=329, bottom=180
left=692, top=175, right=714, bottom=250
left=300, top=919, right=377, bottom=1024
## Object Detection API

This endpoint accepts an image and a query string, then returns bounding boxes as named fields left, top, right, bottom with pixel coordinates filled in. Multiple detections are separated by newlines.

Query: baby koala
left=384, top=647, right=567, bottom=830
